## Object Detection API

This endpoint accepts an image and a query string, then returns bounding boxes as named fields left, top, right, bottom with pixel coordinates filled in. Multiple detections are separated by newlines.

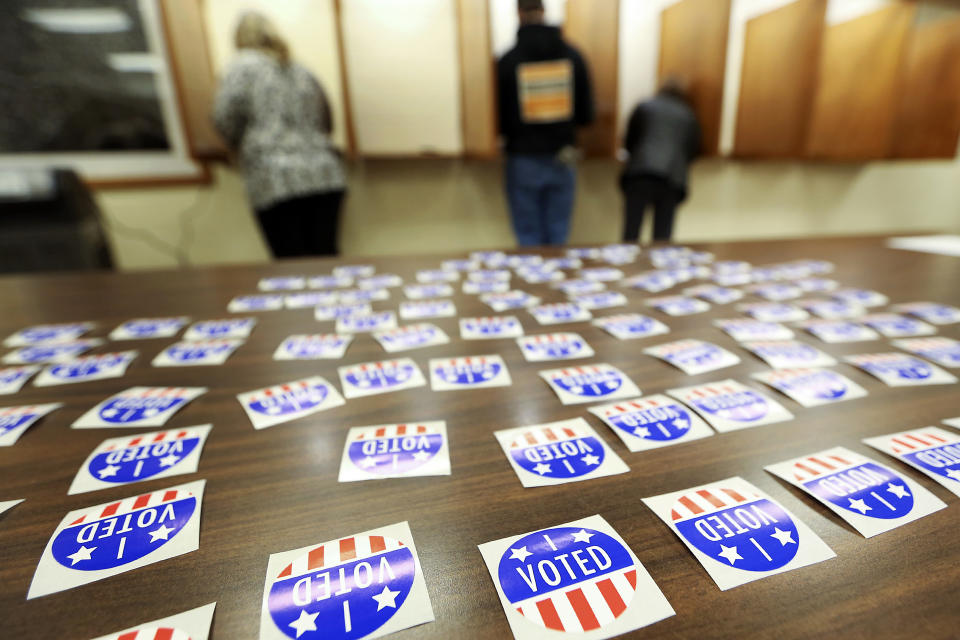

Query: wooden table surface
left=1, top=236, right=958, bottom=639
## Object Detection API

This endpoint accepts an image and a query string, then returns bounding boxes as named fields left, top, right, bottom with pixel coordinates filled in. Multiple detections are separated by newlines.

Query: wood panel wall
left=734, top=0, right=825, bottom=158
left=456, top=0, right=497, bottom=158
left=892, top=15, right=960, bottom=159
left=658, top=0, right=731, bottom=156
left=805, top=4, right=915, bottom=160
left=563, top=0, right=620, bottom=157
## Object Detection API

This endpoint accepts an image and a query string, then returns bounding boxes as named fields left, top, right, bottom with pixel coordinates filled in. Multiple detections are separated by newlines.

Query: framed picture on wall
left=0, top=0, right=203, bottom=184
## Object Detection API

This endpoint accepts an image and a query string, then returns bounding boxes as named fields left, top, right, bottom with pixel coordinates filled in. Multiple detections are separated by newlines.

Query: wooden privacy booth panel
left=659, top=0, right=731, bottom=156
left=564, top=0, right=620, bottom=157
left=805, top=4, right=915, bottom=160
left=734, top=0, right=826, bottom=158
left=892, top=15, right=960, bottom=159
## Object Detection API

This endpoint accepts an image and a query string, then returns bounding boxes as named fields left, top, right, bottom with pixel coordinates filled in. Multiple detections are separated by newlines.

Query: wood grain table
left=1, top=236, right=958, bottom=639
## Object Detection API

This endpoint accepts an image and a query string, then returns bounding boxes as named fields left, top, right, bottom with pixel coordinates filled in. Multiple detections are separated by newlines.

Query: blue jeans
left=505, top=154, right=576, bottom=247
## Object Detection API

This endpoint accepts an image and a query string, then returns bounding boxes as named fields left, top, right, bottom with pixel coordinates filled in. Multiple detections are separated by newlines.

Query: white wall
left=341, top=0, right=462, bottom=155
left=204, top=0, right=347, bottom=148
left=490, top=0, right=568, bottom=56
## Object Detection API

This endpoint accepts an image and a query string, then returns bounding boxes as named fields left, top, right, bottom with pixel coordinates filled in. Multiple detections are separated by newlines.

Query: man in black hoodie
left=497, top=0, right=594, bottom=247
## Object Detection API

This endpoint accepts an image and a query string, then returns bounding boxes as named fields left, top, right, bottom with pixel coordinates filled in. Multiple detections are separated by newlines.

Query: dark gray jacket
left=621, top=93, right=701, bottom=197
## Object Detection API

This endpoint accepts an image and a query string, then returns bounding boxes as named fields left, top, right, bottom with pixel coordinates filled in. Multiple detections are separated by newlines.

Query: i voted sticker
left=183, top=318, right=256, bottom=341
left=284, top=291, right=339, bottom=309
left=799, top=299, right=866, bottom=320
left=416, top=269, right=458, bottom=284
left=506, top=254, right=543, bottom=269
left=579, top=267, right=624, bottom=282
left=495, top=418, right=629, bottom=487
left=864, top=427, right=960, bottom=498
left=338, top=359, right=426, bottom=399
left=89, top=602, right=216, bottom=640
left=339, top=288, right=390, bottom=305
left=339, top=422, right=451, bottom=481
left=587, top=394, right=713, bottom=452
left=483, top=291, right=541, bottom=312
left=539, top=364, right=640, bottom=405
left=333, top=264, right=375, bottom=279
left=794, top=278, right=838, bottom=293
left=274, top=334, right=353, bottom=360
left=543, top=256, right=582, bottom=270
left=358, top=274, right=403, bottom=290
left=2, top=338, right=104, bottom=365
left=516, top=333, right=594, bottom=362
left=668, top=379, right=793, bottom=432
left=152, top=339, right=243, bottom=367
left=460, top=316, right=525, bottom=340
left=529, top=303, right=592, bottom=326
left=72, top=386, right=207, bottom=429
left=892, top=337, right=960, bottom=368
left=337, top=311, right=398, bottom=334
left=833, top=288, right=888, bottom=308
left=109, top=317, right=188, bottom=341
left=238, top=377, right=345, bottom=430
left=260, top=276, right=306, bottom=291
left=642, top=476, right=835, bottom=591
left=646, top=296, right=709, bottom=316
left=643, top=340, right=740, bottom=375
left=518, top=268, right=563, bottom=284
left=766, top=447, right=945, bottom=538
left=591, top=314, right=669, bottom=340
left=468, top=269, right=512, bottom=283
left=399, top=300, right=456, bottom=320
left=797, top=319, right=879, bottom=343
left=751, top=368, right=867, bottom=408
left=554, top=279, right=605, bottom=295
left=228, top=294, right=284, bottom=313
left=68, top=425, right=212, bottom=495
left=569, top=291, right=627, bottom=310
left=0, top=365, right=39, bottom=394
left=34, top=351, right=137, bottom=387
left=623, top=272, right=676, bottom=293
left=749, top=283, right=802, bottom=302
left=372, top=323, right=450, bottom=353
left=713, top=319, right=794, bottom=342
left=566, top=247, right=601, bottom=260
left=4, top=322, right=94, bottom=347
left=0, top=403, right=62, bottom=447
left=27, top=479, right=205, bottom=599
left=859, top=313, right=936, bottom=338
left=314, top=303, right=372, bottom=322
left=477, top=514, right=675, bottom=640
left=893, top=302, right=960, bottom=325
left=741, top=340, right=837, bottom=369
left=404, top=284, right=453, bottom=300
left=308, top=274, right=353, bottom=290
left=429, top=355, right=511, bottom=391
left=843, top=352, right=957, bottom=386
left=738, top=303, right=809, bottom=323
left=442, top=258, right=480, bottom=272
left=259, top=521, right=434, bottom=640
left=684, top=285, right=744, bottom=305
left=463, top=280, right=510, bottom=295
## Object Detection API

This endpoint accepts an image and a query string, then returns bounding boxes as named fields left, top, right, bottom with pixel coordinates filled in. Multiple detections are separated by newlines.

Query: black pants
left=622, top=176, right=682, bottom=243
left=256, top=191, right=345, bottom=258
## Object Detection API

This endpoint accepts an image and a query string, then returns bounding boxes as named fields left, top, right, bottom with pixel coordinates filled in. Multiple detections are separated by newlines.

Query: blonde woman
left=213, top=12, right=346, bottom=257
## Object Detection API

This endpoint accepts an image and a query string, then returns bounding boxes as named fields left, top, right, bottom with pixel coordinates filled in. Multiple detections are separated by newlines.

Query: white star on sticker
left=148, top=524, right=175, bottom=543
left=717, top=544, right=742, bottom=565
left=672, top=418, right=689, bottom=430
left=412, top=450, right=430, bottom=462
left=372, top=585, right=400, bottom=611
left=571, top=529, right=594, bottom=543
left=97, top=464, right=120, bottom=479
left=288, top=609, right=318, bottom=638
left=360, top=456, right=378, bottom=468
left=67, top=545, right=96, bottom=565
left=886, top=483, right=910, bottom=499
left=945, top=468, right=960, bottom=481
left=158, top=454, right=180, bottom=468
left=143, top=408, right=159, bottom=417
left=848, top=498, right=872, bottom=514
left=581, top=454, right=600, bottom=466
left=509, top=546, right=533, bottom=562
left=633, top=426, right=651, bottom=438
left=770, top=527, right=795, bottom=546
left=533, top=462, right=551, bottom=475
left=101, top=409, right=118, bottom=418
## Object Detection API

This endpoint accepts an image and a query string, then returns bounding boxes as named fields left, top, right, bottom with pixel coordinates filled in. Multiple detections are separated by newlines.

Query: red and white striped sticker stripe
left=114, top=627, right=191, bottom=640
left=68, top=488, right=194, bottom=525
left=246, top=379, right=313, bottom=402
left=354, top=424, right=431, bottom=440
left=344, top=360, right=408, bottom=374
left=526, top=333, right=577, bottom=343
left=670, top=486, right=756, bottom=521
left=896, top=337, right=954, bottom=350
left=104, top=429, right=196, bottom=451
left=791, top=453, right=855, bottom=481
left=173, top=339, right=242, bottom=348
left=0, top=405, right=45, bottom=417
left=602, top=397, right=667, bottom=416
left=276, top=535, right=406, bottom=579
left=440, top=356, right=493, bottom=366
left=762, top=368, right=819, bottom=381
left=376, top=324, right=434, bottom=337
left=119, top=387, right=196, bottom=399
left=515, top=568, right=637, bottom=632
left=682, top=383, right=741, bottom=399
left=888, top=430, right=951, bottom=454
left=511, top=424, right=580, bottom=448
left=847, top=353, right=913, bottom=365
left=650, top=340, right=705, bottom=354
left=555, top=366, right=604, bottom=377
